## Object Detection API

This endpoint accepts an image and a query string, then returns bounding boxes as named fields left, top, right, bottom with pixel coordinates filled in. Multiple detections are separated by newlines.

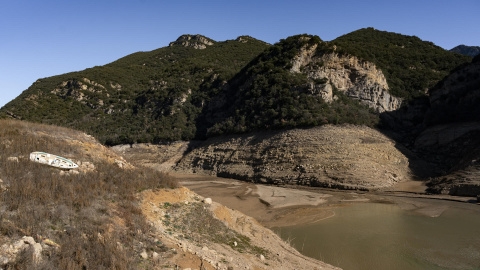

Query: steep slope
left=175, top=125, right=411, bottom=190
left=414, top=55, right=480, bottom=195
left=203, top=35, right=388, bottom=137
left=0, top=35, right=270, bottom=145
left=2, top=30, right=470, bottom=146
left=450, top=45, right=480, bottom=57
left=381, top=54, right=480, bottom=195
left=0, top=119, right=338, bottom=269
left=424, top=55, right=480, bottom=127
left=0, top=119, right=176, bottom=268
left=333, top=28, right=471, bottom=99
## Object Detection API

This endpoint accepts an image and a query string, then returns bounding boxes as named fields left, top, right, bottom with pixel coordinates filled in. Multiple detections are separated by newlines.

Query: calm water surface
left=274, top=203, right=480, bottom=270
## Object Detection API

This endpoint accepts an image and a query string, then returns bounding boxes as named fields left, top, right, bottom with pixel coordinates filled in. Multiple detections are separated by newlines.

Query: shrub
left=0, top=119, right=177, bottom=268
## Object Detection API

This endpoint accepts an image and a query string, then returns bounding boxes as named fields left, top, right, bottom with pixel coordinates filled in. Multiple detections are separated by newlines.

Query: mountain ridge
left=450, top=44, right=480, bottom=57
left=0, top=28, right=472, bottom=146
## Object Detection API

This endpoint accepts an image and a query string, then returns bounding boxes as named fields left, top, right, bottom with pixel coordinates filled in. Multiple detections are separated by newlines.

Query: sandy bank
left=176, top=174, right=480, bottom=227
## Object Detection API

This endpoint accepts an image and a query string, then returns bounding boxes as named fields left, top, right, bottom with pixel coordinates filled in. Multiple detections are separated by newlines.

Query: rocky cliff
left=380, top=55, right=480, bottom=196
left=169, top=34, right=216, bottom=49
left=174, top=125, right=411, bottom=190
left=413, top=56, right=480, bottom=195
left=291, top=44, right=402, bottom=112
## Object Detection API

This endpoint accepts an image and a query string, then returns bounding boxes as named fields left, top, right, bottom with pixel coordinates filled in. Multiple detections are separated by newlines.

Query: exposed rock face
left=50, top=78, right=107, bottom=109
left=169, top=34, right=215, bottom=49
left=385, top=55, right=480, bottom=138
left=415, top=122, right=480, bottom=150
left=427, top=167, right=480, bottom=196
left=291, top=44, right=402, bottom=112
left=397, top=57, right=480, bottom=195
left=175, top=125, right=411, bottom=190
left=0, top=236, right=43, bottom=266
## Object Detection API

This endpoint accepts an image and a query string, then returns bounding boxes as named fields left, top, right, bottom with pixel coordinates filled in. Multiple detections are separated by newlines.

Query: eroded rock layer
left=175, top=125, right=411, bottom=190
left=291, top=44, right=402, bottom=112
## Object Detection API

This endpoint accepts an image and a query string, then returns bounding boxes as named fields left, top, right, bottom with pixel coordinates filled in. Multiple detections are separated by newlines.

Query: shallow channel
left=273, top=203, right=480, bottom=270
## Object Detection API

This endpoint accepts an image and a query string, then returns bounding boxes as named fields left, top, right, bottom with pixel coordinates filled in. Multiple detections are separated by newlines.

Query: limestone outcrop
left=174, top=125, right=411, bottom=190
left=49, top=78, right=107, bottom=110
left=0, top=236, right=43, bottom=266
left=291, top=44, right=402, bottom=112
left=169, top=34, right=215, bottom=49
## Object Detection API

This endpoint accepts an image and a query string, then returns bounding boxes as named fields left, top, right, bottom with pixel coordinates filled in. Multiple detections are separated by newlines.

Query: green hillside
left=450, top=45, right=480, bottom=57
left=1, top=35, right=270, bottom=144
left=333, top=28, right=471, bottom=99
left=204, top=35, right=379, bottom=136
left=1, top=30, right=473, bottom=145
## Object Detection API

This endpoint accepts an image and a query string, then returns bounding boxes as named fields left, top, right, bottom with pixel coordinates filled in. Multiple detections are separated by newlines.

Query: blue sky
left=1, top=0, right=479, bottom=108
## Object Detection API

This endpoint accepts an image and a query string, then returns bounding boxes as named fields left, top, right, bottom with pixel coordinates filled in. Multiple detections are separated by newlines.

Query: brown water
left=274, top=203, right=480, bottom=270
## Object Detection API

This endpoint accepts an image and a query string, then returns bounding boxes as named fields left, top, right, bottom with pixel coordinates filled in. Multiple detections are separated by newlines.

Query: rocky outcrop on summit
left=169, top=34, right=215, bottom=49
left=291, top=44, right=402, bottom=112
left=175, top=125, right=411, bottom=190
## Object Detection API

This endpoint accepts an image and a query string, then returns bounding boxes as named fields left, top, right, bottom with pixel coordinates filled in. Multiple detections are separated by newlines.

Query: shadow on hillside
left=377, top=102, right=442, bottom=181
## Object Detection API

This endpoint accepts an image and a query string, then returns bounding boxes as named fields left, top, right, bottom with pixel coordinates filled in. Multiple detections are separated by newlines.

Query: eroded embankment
left=173, top=125, right=412, bottom=190
left=139, top=186, right=340, bottom=269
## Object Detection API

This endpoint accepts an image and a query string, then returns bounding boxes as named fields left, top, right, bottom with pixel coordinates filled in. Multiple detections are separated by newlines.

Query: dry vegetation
left=0, top=119, right=177, bottom=269
left=163, top=201, right=268, bottom=256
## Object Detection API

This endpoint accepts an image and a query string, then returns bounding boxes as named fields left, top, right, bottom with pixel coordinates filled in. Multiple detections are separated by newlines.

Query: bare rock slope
left=416, top=56, right=480, bottom=196
left=291, top=43, right=402, bottom=112
left=175, top=125, right=411, bottom=190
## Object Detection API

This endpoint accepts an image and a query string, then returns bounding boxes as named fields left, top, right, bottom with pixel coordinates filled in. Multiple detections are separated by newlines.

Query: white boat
left=30, top=152, right=79, bottom=169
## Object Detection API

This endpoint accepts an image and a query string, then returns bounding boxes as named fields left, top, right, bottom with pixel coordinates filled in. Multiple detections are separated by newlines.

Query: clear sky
left=1, top=0, right=479, bottom=108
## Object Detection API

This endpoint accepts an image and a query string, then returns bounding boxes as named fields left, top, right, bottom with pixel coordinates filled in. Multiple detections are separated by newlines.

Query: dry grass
left=0, top=119, right=177, bottom=269
left=163, top=202, right=268, bottom=257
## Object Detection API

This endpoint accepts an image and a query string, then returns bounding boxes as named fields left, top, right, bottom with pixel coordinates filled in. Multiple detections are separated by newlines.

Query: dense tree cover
left=1, top=36, right=270, bottom=144
left=205, top=35, right=379, bottom=136
left=1, top=30, right=473, bottom=144
left=333, top=28, right=471, bottom=99
left=450, top=45, right=480, bottom=57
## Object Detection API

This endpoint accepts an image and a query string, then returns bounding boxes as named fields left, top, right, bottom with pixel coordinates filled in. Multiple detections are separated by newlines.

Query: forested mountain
left=333, top=28, right=470, bottom=99
left=203, top=34, right=381, bottom=136
left=1, top=35, right=269, bottom=144
left=450, top=45, right=480, bottom=57
left=0, top=29, right=472, bottom=145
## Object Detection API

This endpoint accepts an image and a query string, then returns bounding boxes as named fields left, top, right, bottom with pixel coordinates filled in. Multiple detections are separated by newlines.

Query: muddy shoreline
left=175, top=173, right=480, bottom=228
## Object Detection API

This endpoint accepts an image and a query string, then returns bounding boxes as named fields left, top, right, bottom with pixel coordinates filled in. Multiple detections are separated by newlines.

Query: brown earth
left=1, top=120, right=340, bottom=269
left=170, top=125, right=412, bottom=190
left=138, top=186, right=339, bottom=270
left=177, top=173, right=479, bottom=225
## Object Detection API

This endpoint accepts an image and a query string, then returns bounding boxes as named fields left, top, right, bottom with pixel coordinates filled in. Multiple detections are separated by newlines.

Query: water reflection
left=274, top=203, right=480, bottom=270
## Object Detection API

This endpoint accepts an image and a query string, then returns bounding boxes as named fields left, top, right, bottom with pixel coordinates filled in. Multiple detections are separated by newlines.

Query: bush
left=333, top=28, right=471, bottom=99
left=0, top=120, right=177, bottom=268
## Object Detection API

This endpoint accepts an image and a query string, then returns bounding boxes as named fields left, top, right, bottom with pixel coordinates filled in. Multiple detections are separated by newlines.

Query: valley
left=1, top=28, right=480, bottom=269
left=174, top=174, right=480, bottom=270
